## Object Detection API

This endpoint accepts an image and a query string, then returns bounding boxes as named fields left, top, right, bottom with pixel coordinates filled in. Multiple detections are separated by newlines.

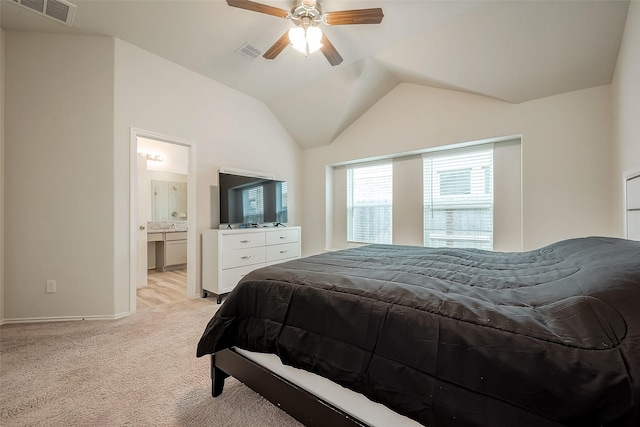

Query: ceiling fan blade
left=263, top=31, right=291, bottom=60
left=226, top=0, right=290, bottom=19
left=320, top=34, right=343, bottom=66
left=324, top=8, right=384, bottom=25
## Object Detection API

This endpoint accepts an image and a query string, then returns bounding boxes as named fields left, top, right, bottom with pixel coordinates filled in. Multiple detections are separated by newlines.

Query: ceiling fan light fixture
left=226, top=0, right=382, bottom=66
left=288, top=27, right=305, bottom=52
left=306, top=27, right=323, bottom=53
left=288, top=26, right=323, bottom=55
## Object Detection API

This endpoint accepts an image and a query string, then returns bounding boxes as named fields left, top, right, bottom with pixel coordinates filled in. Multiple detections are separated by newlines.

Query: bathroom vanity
left=147, top=221, right=188, bottom=271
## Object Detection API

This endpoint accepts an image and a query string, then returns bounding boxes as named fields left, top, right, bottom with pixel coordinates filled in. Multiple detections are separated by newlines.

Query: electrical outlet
left=46, top=280, right=56, bottom=293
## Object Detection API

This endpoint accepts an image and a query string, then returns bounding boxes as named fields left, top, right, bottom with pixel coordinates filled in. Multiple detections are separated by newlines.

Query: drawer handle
left=240, top=240, right=251, bottom=244
left=241, top=256, right=252, bottom=260
left=279, top=236, right=288, bottom=240
left=279, top=250, right=288, bottom=254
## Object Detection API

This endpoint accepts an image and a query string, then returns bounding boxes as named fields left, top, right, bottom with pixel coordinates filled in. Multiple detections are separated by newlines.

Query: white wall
left=301, top=83, right=613, bottom=256
left=4, top=33, right=116, bottom=320
left=113, top=39, right=302, bottom=314
left=612, top=1, right=640, bottom=236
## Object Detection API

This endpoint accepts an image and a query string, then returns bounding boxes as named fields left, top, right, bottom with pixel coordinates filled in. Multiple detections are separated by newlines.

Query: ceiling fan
left=227, top=0, right=384, bottom=66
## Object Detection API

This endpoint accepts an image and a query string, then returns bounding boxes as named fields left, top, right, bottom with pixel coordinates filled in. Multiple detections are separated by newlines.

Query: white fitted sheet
left=235, top=347, right=422, bottom=427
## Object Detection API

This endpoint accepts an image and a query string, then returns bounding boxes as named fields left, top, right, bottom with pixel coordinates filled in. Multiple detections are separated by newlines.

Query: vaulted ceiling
left=1, top=0, right=630, bottom=149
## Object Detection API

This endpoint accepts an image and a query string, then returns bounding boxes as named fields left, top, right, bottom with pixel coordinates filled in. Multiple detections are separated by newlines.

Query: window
left=276, top=181, right=288, bottom=223
left=347, top=162, right=393, bottom=244
left=423, top=146, right=493, bottom=249
left=241, top=185, right=264, bottom=223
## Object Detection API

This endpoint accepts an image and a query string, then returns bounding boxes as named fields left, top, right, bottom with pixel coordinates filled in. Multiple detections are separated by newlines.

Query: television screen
left=219, top=173, right=288, bottom=225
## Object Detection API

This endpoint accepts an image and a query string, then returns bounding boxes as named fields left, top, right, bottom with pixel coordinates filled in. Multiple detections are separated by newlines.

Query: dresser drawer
left=266, top=257, right=297, bottom=267
left=266, top=242, right=301, bottom=263
left=221, top=232, right=266, bottom=250
left=265, top=229, right=299, bottom=246
left=222, top=247, right=265, bottom=270
left=220, top=264, right=264, bottom=294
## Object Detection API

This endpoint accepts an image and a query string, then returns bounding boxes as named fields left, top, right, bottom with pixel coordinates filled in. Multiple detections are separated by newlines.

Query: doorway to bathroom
left=130, top=129, right=197, bottom=314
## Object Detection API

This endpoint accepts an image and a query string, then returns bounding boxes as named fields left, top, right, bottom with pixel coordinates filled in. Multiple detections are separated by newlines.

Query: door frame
left=129, top=127, right=198, bottom=314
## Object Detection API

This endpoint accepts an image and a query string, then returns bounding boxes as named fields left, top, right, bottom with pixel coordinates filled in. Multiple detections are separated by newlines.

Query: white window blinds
left=347, top=162, right=393, bottom=244
left=423, top=146, right=493, bottom=250
left=276, top=181, right=288, bottom=223
left=241, top=185, right=264, bottom=223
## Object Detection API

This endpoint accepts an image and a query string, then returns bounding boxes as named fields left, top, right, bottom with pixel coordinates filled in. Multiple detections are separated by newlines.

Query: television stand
left=201, top=227, right=302, bottom=303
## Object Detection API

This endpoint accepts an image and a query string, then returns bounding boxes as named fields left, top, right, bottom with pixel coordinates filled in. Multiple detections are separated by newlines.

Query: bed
left=197, top=236, right=640, bottom=426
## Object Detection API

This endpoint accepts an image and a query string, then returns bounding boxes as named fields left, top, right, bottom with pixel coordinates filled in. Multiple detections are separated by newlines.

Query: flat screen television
left=219, top=172, right=288, bottom=225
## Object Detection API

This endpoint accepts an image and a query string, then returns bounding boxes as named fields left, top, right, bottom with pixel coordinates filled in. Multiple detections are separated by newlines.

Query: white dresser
left=202, top=226, right=301, bottom=303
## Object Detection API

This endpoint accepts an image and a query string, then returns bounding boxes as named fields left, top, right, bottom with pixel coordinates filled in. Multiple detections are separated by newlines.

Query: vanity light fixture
left=138, top=152, right=164, bottom=162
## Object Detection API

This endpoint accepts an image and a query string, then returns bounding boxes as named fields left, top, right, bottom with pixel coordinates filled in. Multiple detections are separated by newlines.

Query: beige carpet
left=0, top=298, right=302, bottom=426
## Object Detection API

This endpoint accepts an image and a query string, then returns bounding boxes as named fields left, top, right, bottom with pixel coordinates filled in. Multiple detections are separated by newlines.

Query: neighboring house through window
left=423, top=145, right=494, bottom=249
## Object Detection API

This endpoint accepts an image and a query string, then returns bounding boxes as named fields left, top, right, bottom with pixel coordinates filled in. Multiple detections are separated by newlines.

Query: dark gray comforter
left=197, top=236, right=640, bottom=426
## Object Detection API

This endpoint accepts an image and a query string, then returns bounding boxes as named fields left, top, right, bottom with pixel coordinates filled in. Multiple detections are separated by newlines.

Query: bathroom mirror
left=151, top=179, right=187, bottom=221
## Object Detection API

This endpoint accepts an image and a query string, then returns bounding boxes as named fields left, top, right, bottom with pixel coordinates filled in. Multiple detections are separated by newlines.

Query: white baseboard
left=1, top=311, right=130, bottom=324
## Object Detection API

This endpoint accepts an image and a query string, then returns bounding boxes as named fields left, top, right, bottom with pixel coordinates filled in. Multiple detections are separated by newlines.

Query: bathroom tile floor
left=137, top=268, right=187, bottom=308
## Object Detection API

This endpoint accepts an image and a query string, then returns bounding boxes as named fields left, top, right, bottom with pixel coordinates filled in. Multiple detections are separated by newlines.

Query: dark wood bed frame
left=211, top=348, right=368, bottom=427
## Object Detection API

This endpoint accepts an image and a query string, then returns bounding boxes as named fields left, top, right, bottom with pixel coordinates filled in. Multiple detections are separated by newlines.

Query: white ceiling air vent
left=234, top=43, right=262, bottom=60
left=12, top=0, right=77, bottom=26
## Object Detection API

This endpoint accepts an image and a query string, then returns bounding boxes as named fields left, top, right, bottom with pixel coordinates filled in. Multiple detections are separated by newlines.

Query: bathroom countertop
left=147, top=221, right=188, bottom=233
